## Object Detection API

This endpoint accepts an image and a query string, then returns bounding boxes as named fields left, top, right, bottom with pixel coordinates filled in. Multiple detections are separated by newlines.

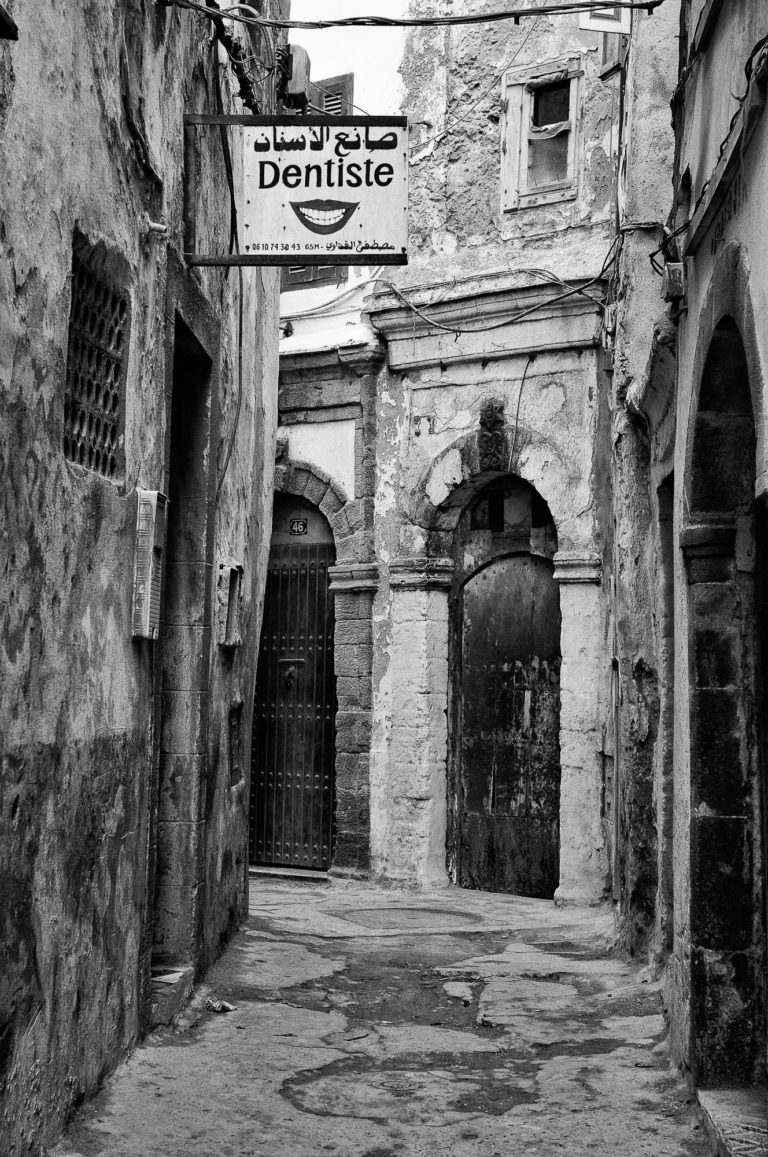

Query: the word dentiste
left=256, top=159, right=395, bottom=190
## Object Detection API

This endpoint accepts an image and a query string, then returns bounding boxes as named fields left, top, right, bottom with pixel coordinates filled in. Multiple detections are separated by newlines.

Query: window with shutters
left=501, top=56, right=582, bottom=212
left=282, top=73, right=354, bottom=293
left=309, top=72, right=354, bottom=116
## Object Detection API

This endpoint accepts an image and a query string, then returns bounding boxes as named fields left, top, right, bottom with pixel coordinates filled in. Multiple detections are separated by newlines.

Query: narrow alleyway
left=51, top=881, right=709, bottom=1157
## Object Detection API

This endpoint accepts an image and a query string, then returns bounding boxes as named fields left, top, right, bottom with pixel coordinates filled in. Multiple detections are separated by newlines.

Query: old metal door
left=459, top=554, right=561, bottom=897
left=250, top=499, right=336, bottom=870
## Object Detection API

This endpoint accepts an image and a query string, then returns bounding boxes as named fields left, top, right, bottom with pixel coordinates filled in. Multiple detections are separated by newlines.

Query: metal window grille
left=63, top=247, right=128, bottom=479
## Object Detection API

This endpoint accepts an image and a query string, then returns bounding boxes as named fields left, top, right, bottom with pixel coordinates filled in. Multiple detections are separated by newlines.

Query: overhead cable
left=172, top=0, right=664, bottom=30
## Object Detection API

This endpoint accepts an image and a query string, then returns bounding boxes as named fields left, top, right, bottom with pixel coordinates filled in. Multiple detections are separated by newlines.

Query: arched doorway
left=448, top=476, right=561, bottom=897
left=249, top=494, right=336, bottom=871
left=684, top=316, right=766, bottom=1085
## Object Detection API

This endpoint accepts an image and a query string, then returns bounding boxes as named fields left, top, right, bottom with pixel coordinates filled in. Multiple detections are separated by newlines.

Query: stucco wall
left=402, top=0, right=618, bottom=285
left=610, top=2, right=680, bottom=960
left=0, top=3, right=283, bottom=1151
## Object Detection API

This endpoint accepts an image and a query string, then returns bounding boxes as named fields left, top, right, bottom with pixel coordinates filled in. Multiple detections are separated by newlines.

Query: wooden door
left=458, top=554, right=561, bottom=897
left=250, top=499, right=335, bottom=870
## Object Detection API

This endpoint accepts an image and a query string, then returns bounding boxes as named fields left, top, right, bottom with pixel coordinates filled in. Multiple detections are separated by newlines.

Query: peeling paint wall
left=0, top=3, right=283, bottom=1151
left=609, top=2, right=679, bottom=965
left=403, top=0, right=619, bottom=283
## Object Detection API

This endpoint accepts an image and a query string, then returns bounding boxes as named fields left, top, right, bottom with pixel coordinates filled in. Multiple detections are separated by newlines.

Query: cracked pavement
left=51, top=880, right=710, bottom=1156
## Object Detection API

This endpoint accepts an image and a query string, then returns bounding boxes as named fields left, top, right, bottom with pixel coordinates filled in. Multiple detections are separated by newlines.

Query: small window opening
left=218, top=562, right=244, bottom=647
left=532, top=80, right=570, bottom=128
left=528, top=80, right=571, bottom=189
left=488, top=491, right=505, bottom=533
left=531, top=490, right=552, bottom=529
left=229, top=704, right=243, bottom=787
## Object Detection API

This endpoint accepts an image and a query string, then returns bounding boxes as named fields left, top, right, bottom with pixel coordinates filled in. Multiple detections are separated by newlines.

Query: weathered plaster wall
left=368, top=282, right=613, bottom=892
left=402, top=0, right=618, bottom=285
left=649, top=2, right=768, bottom=1080
left=278, top=418, right=357, bottom=500
left=0, top=3, right=283, bottom=1151
left=609, top=1, right=680, bottom=961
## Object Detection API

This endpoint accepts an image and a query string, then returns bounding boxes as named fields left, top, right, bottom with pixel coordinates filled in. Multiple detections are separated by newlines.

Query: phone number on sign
left=249, top=243, right=326, bottom=252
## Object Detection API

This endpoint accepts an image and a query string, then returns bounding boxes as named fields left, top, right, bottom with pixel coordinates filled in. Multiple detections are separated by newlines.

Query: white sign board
left=241, top=116, right=408, bottom=265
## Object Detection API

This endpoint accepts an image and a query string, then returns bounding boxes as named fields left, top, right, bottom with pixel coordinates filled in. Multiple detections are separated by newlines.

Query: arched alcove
left=446, top=474, right=562, bottom=897
left=683, top=315, right=765, bottom=1086
left=250, top=493, right=337, bottom=871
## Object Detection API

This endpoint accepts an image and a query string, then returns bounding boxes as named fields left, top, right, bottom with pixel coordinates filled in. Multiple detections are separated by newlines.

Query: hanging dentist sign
left=242, top=116, right=408, bottom=265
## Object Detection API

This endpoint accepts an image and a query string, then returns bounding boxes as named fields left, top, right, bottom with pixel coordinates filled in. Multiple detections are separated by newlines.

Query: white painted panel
left=280, top=419, right=356, bottom=500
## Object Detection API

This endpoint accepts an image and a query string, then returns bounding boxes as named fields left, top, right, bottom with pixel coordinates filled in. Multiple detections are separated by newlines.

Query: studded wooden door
left=459, top=554, right=561, bottom=897
left=250, top=502, right=336, bottom=870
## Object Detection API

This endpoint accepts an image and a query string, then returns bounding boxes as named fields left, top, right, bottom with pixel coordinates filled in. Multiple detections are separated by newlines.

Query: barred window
left=63, top=243, right=129, bottom=479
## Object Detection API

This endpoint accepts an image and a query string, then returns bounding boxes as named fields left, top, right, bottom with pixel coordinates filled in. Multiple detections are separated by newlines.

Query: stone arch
left=273, top=452, right=366, bottom=570
left=271, top=448, right=377, bottom=875
left=407, top=424, right=586, bottom=561
left=683, top=242, right=766, bottom=503
left=681, top=277, right=766, bottom=1085
left=445, top=473, right=562, bottom=896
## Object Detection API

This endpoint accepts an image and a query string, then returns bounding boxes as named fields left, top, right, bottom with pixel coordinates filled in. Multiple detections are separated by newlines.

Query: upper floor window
left=309, top=72, right=354, bottom=116
left=578, top=5, right=631, bottom=34
left=282, top=263, right=346, bottom=290
left=501, top=56, right=582, bottom=211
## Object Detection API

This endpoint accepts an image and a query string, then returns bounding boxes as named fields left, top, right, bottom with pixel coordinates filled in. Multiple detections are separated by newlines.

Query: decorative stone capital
left=389, top=557, right=454, bottom=590
left=328, top=563, right=379, bottom=593
left=553, top=551, right=602, bottom=584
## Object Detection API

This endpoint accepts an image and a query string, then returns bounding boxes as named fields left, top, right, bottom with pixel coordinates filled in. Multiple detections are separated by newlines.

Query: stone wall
left=368, top=279, right=613, bottom=896
left=0, top=3, right=283, bottom=1151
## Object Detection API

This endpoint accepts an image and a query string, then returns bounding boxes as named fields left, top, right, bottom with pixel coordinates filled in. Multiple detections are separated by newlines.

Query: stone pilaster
left=328, top=563, right=378, bottom=876
left=552, top=551, right=609, bottom=905
left=372, top=559, right=453, bottom=886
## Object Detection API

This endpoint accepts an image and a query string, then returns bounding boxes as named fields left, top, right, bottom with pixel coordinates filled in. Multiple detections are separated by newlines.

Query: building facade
left=618, top=0, right=767, bottom=1098
left=0, top=3, right=285, bottom=1151
left=264, top=4, right=627, bottom=900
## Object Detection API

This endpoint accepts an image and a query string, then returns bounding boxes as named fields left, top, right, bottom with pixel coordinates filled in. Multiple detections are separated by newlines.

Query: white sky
left=288, top=0, right=407, bottom=116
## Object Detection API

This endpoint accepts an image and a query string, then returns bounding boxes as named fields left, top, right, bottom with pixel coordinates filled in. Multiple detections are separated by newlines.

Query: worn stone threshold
left=149, top=964, right=194, bottom=1028
left=249, top=864, right=329, bottom=882
left=697, top=1088, right=768, bottom=1157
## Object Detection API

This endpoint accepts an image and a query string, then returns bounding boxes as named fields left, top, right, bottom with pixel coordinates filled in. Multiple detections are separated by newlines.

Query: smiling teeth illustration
left=301, top=207, right=346, bottom=226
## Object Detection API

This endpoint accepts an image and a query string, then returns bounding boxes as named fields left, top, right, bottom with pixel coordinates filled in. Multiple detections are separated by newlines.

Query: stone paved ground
left=51, top=880, right=711, bottom=1157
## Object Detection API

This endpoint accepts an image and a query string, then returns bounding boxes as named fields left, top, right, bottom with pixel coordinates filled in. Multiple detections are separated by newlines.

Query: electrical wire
left=213, top=62, right=245, bottom=505
left=509, top=353, right=535, bottom=468
left=309, top=82, right=372, bottom=118
left=412, top=15, right=540, bottom=155
left=173, top=0, right=665, bottom=30
left=225, top=3, right=276, bottom=71
left=202, top=0, right=262, bottom=113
